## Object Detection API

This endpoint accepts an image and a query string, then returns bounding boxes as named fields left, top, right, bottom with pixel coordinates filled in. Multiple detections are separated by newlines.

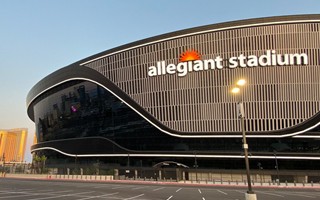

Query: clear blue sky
left=0, top=0, right=319, bottom=162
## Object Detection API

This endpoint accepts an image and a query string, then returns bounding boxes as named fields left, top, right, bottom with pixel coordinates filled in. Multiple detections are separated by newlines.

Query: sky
left=0, top=0, right=319, bottom=162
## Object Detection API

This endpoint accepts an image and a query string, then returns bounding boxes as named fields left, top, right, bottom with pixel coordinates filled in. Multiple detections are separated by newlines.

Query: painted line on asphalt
left=0, top=193, right=40, bottom=199
left=216, top=189, right=228, bottom=195
left=93, top=185, right=109, bottom=188
left=76, top=192, right=119, bottom=200
left=0, top=189, right=74, bottom=199
left=123, top=193, right=144, bottom=200
left=198, top=189, right=202, bottom=194
left=176, top=188, right=182, bottom=192
left=276, top=191, right=316, bottom=199
left=93, top=184, right=120, bottom=188
left=152, top=187, right=165, bottom=191
left=166, top=195, right=173, bottom=200
left=13, top=189, right=35, bottom=191
left=26, top=191, right=95, bottom=200
left=255, top=191, right=284, bottom=197
left=91, top=183, right=120, bottom=188
left=112, top=186, right=133, bottom=189
left=202, top=197, right=206, bottom=200
left=0, top=190, right=28, bottom=195
left=131, top=186, right=149, bottom=190
left=298, top=192, right=320, bottom=197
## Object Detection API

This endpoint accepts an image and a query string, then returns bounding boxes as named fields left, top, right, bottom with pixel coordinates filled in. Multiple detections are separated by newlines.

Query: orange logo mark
left=179, top=50, right=201, bottom=62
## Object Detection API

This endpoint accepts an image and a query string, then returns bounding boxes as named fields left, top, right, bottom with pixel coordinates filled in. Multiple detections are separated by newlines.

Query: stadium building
left=27, top=15, right=320, bottom=170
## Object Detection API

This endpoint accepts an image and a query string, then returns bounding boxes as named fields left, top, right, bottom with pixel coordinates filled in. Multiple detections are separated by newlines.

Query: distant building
left=0, top=129, right=28, bottom=163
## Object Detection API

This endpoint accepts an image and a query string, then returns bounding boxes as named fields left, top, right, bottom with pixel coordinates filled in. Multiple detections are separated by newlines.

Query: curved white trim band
left=28, top=77, right=320, bottom=138
left=31, top=147, right=320, bottom=160
left=80, top=19, right=320, bottom=66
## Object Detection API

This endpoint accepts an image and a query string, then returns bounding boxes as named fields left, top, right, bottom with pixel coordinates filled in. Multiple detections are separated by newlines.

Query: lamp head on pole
left=231, top=79, right=246, bottom=94
left=231, top=87, right=240, bottom=94
left=236, top=79, right=246, bottom=86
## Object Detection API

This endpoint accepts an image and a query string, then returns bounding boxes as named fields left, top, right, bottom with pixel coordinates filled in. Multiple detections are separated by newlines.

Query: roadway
left=1, top=178, right=320, bottom=200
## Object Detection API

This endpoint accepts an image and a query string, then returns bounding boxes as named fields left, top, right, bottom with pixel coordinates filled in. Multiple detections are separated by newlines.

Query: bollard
left=236, top=180, right=238, bottom=185
left=206, top=180, right=208, bottom=184
left=285, top=180, right=288, bottom=186
left=244, top=180, right=247, bottom=186
left=228, top=180, right=230, bottom=185
left=294, top=180, right=296, bottom=186
left=268, top=180, right=271, bottom=186
left=311, top=181, right=313, bottom=187
left=302, top=181, right=305, bottom=187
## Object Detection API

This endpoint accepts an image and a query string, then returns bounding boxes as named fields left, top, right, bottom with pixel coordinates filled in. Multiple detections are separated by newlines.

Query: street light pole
left=232, top=79, right=257, bottom=200
left=238, top=102, right=253, bottom=193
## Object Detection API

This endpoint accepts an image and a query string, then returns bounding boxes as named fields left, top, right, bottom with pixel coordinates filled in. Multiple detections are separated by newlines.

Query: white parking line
left=166, top=195, right=173, bottom=200
left=0, top=190, right=74, bottom=199
left=298, top=191, right=320, bottom=197
left=112, top=186, right=132, bottom=189
left=176, top=188, right=182, bottom=192
left=216, top=189, right=228, bottom=195
left=13, top=189, right=34, bottom=191
left=123, top=193, right=144, bottom=200
left=76, top=192, right=119, bottom=200
left=26, top=191, right=95, bottom=200
left=152, top=187, right=165, bottom=191
left=255, top=191, right=284, bottom=197
left=0, top=193, right=38, bottom=199
left=93, top=185, right=108, bottom=188
left=276, top=191, right=316, bottom=199
left=92, top=184, right=119, bottom=188
left=198, top=189, right=202, bottom=194
left=131, top=186, right=149, bottom=190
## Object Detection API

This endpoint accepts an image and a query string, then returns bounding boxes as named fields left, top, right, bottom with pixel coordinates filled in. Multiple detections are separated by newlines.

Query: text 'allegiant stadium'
left=148, top=50, right=308, bottom=77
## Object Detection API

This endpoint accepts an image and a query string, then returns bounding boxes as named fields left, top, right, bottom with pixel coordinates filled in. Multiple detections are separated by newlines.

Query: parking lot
left=1, top=178, right=320, bottom=200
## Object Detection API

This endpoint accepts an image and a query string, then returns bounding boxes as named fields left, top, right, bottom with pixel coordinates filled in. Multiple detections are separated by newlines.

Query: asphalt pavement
left=1, top=178, right=320, bottom=200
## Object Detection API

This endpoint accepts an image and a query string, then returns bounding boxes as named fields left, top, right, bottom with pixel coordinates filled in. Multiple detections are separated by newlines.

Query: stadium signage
left=148, top=50, right=308, bottom=77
